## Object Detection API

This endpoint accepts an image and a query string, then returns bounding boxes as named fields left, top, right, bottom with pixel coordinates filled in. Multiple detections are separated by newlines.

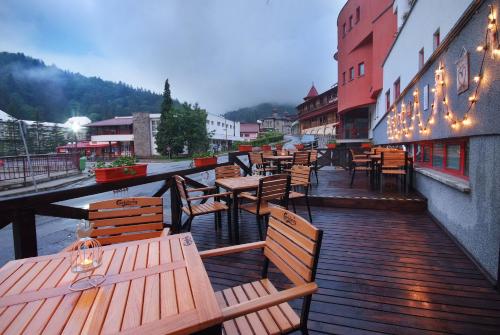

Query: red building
left=296, top=84, right=338, bottom=137
left=335, top=0, right=397, bottom=144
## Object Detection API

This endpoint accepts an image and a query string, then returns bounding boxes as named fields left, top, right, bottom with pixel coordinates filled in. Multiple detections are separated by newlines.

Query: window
left=433, top=29, right=440, bottom=50
left=217, top=122, right=220, bottom=126
left=385, top=90, right=391, bottom=112
left=349, top=16, right=353, bottom=30
left=413, top=139, right=469, bottom=178
left=211, top=121, right=214, bottom=125
left=342, top=23, right=346, bottom=37
left=358, top=62, right=365, bottom=76
left=349, top=67, right=354, bottom=81
left=342, top=72, right=346, bottom=85
left=419, top=48, right=424, bottom=70
left=355, top=7, right=360, bottom=23
left=394, top=78, right=401, bottom=100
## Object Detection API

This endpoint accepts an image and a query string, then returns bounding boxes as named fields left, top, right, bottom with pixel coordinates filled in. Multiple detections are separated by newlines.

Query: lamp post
left=71, top=123, right=81, bottom=168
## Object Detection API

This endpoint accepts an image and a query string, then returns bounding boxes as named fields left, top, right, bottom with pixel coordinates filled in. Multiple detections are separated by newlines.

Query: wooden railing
left=0, top=161, right=232, bottom=260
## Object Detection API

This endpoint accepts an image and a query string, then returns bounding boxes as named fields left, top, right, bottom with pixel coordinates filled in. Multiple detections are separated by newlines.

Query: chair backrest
left=381, top=151, right=407, bottom=169
left=88, top=197, right=164, bottom=246
left=257, top=174, right=291, bottom=202
left=264, top=207, right=323, bottom=286
left=291, top=165, right=311, bottom=187
left=309, top=150, right=318, bottom=163
left=292, top=151, right=310, bottom=165
left=215, top=164, right=241, bottom=179
left=248, top=152, right=264, bottom=165
left=262, top=150, right=275, bottom=157
left=174, top=175, right=194, bottom=215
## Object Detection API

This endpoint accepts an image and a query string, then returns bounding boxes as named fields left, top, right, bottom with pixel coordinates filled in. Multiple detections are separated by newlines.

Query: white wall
left=373, top=0, right=473, bottom=129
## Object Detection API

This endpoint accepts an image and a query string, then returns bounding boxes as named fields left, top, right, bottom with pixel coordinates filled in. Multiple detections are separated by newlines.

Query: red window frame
left=413, top=138, right=468, bottom=179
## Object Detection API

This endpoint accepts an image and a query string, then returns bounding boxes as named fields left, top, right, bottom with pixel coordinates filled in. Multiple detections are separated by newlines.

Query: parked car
left=300, top=135, right=318, bottom=149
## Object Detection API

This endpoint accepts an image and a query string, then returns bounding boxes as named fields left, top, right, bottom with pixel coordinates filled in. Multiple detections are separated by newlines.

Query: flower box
left=193, top=156, right=218, bottom=167
left=238, top=145, right=253, bottom=152
left=94, top=164, right=147, bottom=183
left=294, top=144, right=305, bottom=150
left=361, top=143, right=372, bottom=149
left=327, top=143, right=336, bottom=149
left=261, top=145, right=272, bottom=151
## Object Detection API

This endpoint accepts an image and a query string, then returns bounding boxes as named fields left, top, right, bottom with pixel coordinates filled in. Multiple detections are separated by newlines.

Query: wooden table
left=263, top=155, right=292, bottom=173
left=0, top=233, right=222, bottom=335
left=215, top=176, right=262, bottom=242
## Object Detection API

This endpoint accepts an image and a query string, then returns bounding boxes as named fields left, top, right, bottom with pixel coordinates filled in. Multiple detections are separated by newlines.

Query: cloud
left=0, top=0, right=344, bottom=114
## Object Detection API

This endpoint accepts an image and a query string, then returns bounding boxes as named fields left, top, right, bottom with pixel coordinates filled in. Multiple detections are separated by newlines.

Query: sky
left=0, top=0, right=345, bottom=114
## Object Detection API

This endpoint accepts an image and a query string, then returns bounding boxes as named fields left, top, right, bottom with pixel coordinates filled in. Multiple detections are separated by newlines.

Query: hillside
left=224, top=102, right=297, bottom=123
left=0, top=52, right=180, bottom=122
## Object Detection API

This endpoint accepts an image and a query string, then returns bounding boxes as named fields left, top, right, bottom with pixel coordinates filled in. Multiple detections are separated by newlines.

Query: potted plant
left=327, top=140, right=337, bottom=149
left=92, top=156, right=147, bottom=183
left=193, top=152, right=217, bottom=167
left=294, top=143, right=305, bottom=150
left=238, top=144, right=253, bottom=152
left=261, top=144, right=272, bottom=151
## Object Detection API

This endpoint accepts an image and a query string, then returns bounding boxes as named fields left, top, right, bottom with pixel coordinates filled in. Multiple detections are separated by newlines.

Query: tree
left=155, top=79, right=178, bottom=155
left=184, top=103, right=209, bottom=155
left=48, top=124, right=66, bottom=152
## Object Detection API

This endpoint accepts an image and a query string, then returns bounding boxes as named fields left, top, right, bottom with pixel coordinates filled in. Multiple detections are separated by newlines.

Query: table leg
left=233, top=190, right=240, bottom=243
left=277, top=160, right=282, bottom=173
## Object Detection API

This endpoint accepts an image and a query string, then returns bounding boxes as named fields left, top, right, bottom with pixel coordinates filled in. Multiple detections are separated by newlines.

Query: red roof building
left=335, top=0, right=397, bottom=144
left=296, top=85, right=338, bottom=136
left=240, top=123, right=260, bottom=142
left=304, top=84, right=319, bottom=100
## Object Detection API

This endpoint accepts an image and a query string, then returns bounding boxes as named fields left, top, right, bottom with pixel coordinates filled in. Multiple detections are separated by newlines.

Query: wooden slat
left=241, top=282, right=280, bottom=335
left=263, top=247, right=305, bottom=286
left=96, top=231, right=163, bottom=246
left=267, top=227, right=314, bottom=267
left=269, top=207, right=319, bottom=240
left=171, top=237, right=195, bottom=313
left=159, top=238, right=177, bottom=318
left=89, top=206, right=162, bottom=219
left=91, top=213, right=163, bottom=227
left=142, top=241, right=160, bottom=324
left=265, top=238, right=312, bottom=282
left=89, top=197, right=162, bottom=210
left=260, top=279, right=301, bottom=328
left=216, top=291, right=239, bottom=335
left=268, top=218, right=316, bottom=254
left=222, top=288, right=253, bottom=334
left=91, top=222, right=164, bottom=237
left=232, top=285, right=268, bottom=334
left=251, top=281, right=294, bottom=333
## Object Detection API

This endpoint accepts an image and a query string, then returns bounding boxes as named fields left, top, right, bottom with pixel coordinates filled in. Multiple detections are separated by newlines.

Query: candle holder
left=69, top=220, right=105, bottom=291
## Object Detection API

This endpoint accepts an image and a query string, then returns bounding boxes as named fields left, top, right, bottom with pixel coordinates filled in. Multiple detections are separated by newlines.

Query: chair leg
left=291, top=198, right=297, bottom=213
left=350, top=167, right=356, bottom=187
left=256, top=216, right=263, bottom=240
left=314, top=167, right=318, bottom=184
left=217, top=211, right=222, bottom=228
left=305, top=196, right=312, bottom=223
left=186, top=216, right=194, bottom=232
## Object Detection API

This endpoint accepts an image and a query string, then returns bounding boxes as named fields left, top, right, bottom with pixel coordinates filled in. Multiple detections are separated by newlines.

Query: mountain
left=224, top=103, right=297, bottom=123
left=0, top=52, right=180, bottom=122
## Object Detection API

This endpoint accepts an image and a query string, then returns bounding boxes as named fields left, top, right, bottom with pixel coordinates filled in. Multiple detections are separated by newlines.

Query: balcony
left=0, top=151, right=498, bottom=334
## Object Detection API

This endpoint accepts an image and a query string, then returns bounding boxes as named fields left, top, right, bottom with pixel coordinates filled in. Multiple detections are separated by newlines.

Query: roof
left=304, top=84, right=319, bottom=100
left=0, top=110, right=14, bottom=122
left=86, top=117, right=133, bottom=127
left=240, top=123, right=260, bottom=133
left=57, top=141, right=118, bottom=149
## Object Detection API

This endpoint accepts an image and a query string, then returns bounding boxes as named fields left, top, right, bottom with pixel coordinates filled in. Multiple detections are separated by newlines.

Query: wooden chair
left=289, top=165, right=313, bottom=222
left=175, top=175, right=231, bottom=232
left=283, top=151, right=310, bottom=172
left=215, top=164, right=241, bottom=179
left=199, top=207, right=323, bottom=335
left=380, top=151, right=408, bottom=192
left=248, top=152, right=277, bottom=175
left=87, top=197, right=169, bottom=246
left=239, top=174, right=291, bottom=240
left=349, top=149, right=372, bottom=187
left=309, top=149, right=319, bottom=184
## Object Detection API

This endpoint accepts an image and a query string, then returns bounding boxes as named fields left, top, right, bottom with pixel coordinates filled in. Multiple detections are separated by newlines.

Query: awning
left=301, top=122, right=338, bottom=136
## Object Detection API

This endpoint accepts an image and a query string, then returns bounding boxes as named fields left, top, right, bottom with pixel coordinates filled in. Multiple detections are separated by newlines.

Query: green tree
left=48, top=124, right=66, bottom=152
left=184, top=103, right=209, bottom=155
left=155, top=79, right=178, bottom=155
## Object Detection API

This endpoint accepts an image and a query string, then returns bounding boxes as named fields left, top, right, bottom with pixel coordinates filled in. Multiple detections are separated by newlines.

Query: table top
left=0, top=233, right=221, bottom=335
left=263, top=155, right=293, bottom=160
left=215, top=175, right=262, bottom=191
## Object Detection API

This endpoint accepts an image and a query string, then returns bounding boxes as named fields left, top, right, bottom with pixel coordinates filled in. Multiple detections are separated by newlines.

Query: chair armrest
left=199, top=241, right=266, bottom=258
left=188, top=192, right=232, bottom=201
left=187, top=186, right=217, bottom=193
left=221, top=282, right=318, bottom=321
left=239, top=192, right=258, bottom=201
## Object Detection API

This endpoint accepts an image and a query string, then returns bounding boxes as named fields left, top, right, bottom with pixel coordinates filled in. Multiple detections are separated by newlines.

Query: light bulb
left=477, top=45, right=485, bottom=52
left=473, top=75, right=481, bottom=83
left=462, top=115, right=471, bottom=126
left=429, top=117, right=435, bottom=124
left=469, top=95, right=477, bottom=102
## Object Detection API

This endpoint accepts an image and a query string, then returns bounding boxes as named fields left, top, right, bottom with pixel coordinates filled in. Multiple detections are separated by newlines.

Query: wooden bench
left=199, top=207, right=323, bottom=335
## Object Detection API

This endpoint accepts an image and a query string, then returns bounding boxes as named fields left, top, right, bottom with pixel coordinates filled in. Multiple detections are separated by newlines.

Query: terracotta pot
left=193, top=156, right=217, bottom=167
left=327, top=143, right=336, bottom=149
left=294, top=144, right=305, bottom=150
left=95, top=164, right=147, bottom=183
left=361, top=143, right=372, bottom=149
left=238, top=145, right=253, bottom=152
left=261, top=145, right=272, bottom=151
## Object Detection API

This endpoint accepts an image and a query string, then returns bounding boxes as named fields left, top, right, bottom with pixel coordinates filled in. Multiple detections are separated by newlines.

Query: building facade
left=261, top=111, right=293, bottom=134
left=335, top=0, right=397, bottom=144
left=240, top=123, right=261, bottom=141
left=86, top=117, right=135, bottom=156
left=296, top=84, right=338, bottom=138
left=372, top=0, right=500, bottom=281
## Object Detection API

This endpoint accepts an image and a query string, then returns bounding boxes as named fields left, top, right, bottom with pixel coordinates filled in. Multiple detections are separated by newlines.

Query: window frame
left=413, top=138, right=468, bottom=178
left=349, top=67, right=355, bottom=81
left=393, top=78, right=401, bottom=100
left=349, top=15, right=353, bottom=30
left=418, top=48, right=425, bottom=70
left=342, top=72, right=346, bottom=85
left=342, top=23, right=346, bottom=37
left=355, top=7, right=360, bottom=23
left=358, top=62, right=365, bottom=77
left=385, top=90, right=391, bottom=112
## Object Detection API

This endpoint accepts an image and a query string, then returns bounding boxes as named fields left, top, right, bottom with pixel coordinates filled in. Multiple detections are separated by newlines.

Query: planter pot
left=327, top=144, right=336, bottom=149
left=294, top=144, right=305, bottom=150
left=238, top=145, right=253, bottom=152
left=95, top=164, right=147, bottom=183
left=275, top=144, right=283, bottom=150
left=261, top=145, right=272, bottom=151
left=193, top=156, right=217, bottom=167
left=361, top=143, right=372, bottom=149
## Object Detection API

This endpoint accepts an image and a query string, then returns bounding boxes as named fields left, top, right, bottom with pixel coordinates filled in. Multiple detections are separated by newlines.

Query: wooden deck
left=189, top=206, right=500, bottom=335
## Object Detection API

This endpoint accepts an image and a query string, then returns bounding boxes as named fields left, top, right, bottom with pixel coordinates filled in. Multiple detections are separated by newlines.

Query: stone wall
left=132, top=113, right=152, bottom=157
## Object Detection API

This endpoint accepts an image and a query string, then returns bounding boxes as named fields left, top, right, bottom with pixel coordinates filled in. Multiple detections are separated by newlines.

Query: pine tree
left=155, top=79, right=177, bottom=155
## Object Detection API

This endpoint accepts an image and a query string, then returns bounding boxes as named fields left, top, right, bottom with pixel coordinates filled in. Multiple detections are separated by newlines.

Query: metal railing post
left=12, top=208, right=38, bottom=259
left=169, top=178, right=181, bottom=233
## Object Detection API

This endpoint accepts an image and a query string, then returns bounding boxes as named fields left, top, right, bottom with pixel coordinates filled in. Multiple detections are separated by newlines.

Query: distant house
left=261, top=110, right=293, bottom=134
left=240, top=123, right=260, bottom=142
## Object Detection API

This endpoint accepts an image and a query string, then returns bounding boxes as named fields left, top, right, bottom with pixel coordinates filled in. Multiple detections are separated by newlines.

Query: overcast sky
left=0, top=0, right=344, bottom=114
